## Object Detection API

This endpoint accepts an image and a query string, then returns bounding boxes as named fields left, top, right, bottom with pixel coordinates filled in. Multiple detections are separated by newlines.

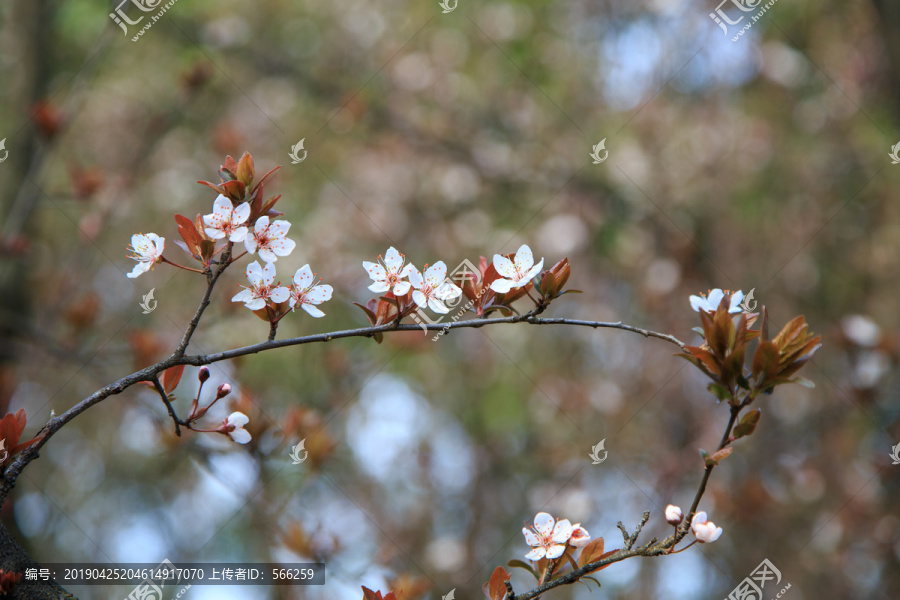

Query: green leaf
left=733, top=409, right=761, bottom=439
left=707, top=382, right=731, bottom=402
left=507, top=560, right=539, bottom=580
left=582, top=576, right=602, bottom=590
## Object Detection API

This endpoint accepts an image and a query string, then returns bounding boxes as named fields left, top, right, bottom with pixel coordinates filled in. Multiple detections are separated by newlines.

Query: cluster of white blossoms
left=522, top=511, right=591, bottom=560
left=363, top=246, right=463, bottom=314
left=665, top=504, right=723, bottom=543
left=127, top=194, right=333, bottom=318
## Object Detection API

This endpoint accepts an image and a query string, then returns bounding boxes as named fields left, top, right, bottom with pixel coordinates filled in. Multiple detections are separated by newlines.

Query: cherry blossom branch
left=509, top=392, right=747, bottom=600
left=0, top=312, right=684, bottom=507
left=179, top=314, right=685, bottom=366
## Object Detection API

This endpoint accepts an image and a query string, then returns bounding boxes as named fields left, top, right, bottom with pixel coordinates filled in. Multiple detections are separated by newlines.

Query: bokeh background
left=1, top=0, right=899, bottom=598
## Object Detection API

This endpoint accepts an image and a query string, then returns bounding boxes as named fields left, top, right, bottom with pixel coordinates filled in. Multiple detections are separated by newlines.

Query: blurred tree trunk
left=0, top=2, right=72, bottom=598
left=871, top=0, right=900, bottom=108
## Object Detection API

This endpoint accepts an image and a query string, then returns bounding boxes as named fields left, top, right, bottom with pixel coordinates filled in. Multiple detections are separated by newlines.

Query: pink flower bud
left=690, top=511, right=723, bottom=543
left=216, top=383, right=231, bottom=399
left=198, top=367, right=210, bottom=383
left=665, top=504, right=683, bottom=526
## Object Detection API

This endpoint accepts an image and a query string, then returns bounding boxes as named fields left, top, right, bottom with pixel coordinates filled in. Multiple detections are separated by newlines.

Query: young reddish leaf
left=221, top=155, right=239, bottom=177
left=487, top=566, right=510, bottom=600
left=582, top=549, right=618, bottom=574
left=196, top=180, right=226, bottom=196
left=578, top=537, right=605, bottom=567
left=161, top=365, right=186, bottom=394
left=708, top=446, right=733, bottom=464
left=175, top=214, right=202, bottom=256
left=236, top=152, right=255, bottom=186
left=361, top=587, right=380, bottom=600
left=220, top=179, right=246, bottom=202
left=752, top=341, right=779, bottom=384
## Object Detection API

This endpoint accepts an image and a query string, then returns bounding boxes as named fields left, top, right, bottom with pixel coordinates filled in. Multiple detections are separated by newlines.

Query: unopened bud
left=216, top=383, right=231, bottom=399
left=665, top=504, right=683, bottom=526
left=198, top=367, right=210, bottom=383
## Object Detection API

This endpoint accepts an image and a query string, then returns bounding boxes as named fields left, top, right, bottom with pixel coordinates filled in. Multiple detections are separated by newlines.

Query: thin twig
left=150, top=376, right=183, bottom=436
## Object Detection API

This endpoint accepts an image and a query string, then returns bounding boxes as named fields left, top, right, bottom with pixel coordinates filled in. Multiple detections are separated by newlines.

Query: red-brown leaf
left=488, top=566, right=510, bottom=600
left=161, top=365, right=186, bottom=394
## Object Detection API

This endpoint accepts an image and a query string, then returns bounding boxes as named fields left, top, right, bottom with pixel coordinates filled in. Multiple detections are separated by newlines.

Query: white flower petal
left=490, top=279, right=514, bottom=293
left=363, top=261, right=387, bottom=282
left=233, top=202, right=251, bottom=225
left=393, top=281, right=411, bottom=296
left=301, top=304, right=326, bottom=318
left=408, top=267, right=425, bottom=289
left=229, top=428, right=251, bottom=444
left=294, top=265, right=314, bottom=288
left=493, top=254, right=516, bottom=279
left=523, top=528, right=540, bottom=546
left=384, top=247, right=404, bottom=271
left=533, top=512, right=555, bottom=537
left=228, top=412, right=249, bottom=427
left=514, top=244, right=535, bottom=273
left=428, top=297, right=449, bottom=314
left=246, top=261, right=264, bottom=286
left=306, top=285, right=332, bottom=304
left=525, top=547, right=545, bottom=561
left=545, top=544, right=567, bottom=559
left=412, top=290, right=428, bottom=308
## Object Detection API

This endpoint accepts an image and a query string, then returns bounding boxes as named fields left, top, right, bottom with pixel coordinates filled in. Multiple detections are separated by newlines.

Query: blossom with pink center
left=408, top=261, right=462, bottom=314
left=522, top=512, right=575, bottom=560
left=231, top=261, right=290, bottom=310
left=289, top=265, right=333, bottom=318
left=203, top=195, right=251, bottom=242
left=126, top=233, right=165, bottom=278
left=568, top=524, right=591, bottom=547
left=222, top=411, right=251, bottom=444
left=690, top=511, right=723, bottom=543
left=490, top=244, right=544, bottom=293
left=363, top=246, right=415, bottom=296
left=244, top=215, right=296, bottom=262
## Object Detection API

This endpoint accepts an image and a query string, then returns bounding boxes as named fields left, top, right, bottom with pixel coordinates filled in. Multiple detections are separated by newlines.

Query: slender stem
left=268, top=320, right=278, bottom=342
left=151, top=376, right=183, bottom=436
left=161, top=256, right=205, bottom=274
left=687, top=403, right=741, bottom=518
left=173, top=245, right=232, bottom=357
